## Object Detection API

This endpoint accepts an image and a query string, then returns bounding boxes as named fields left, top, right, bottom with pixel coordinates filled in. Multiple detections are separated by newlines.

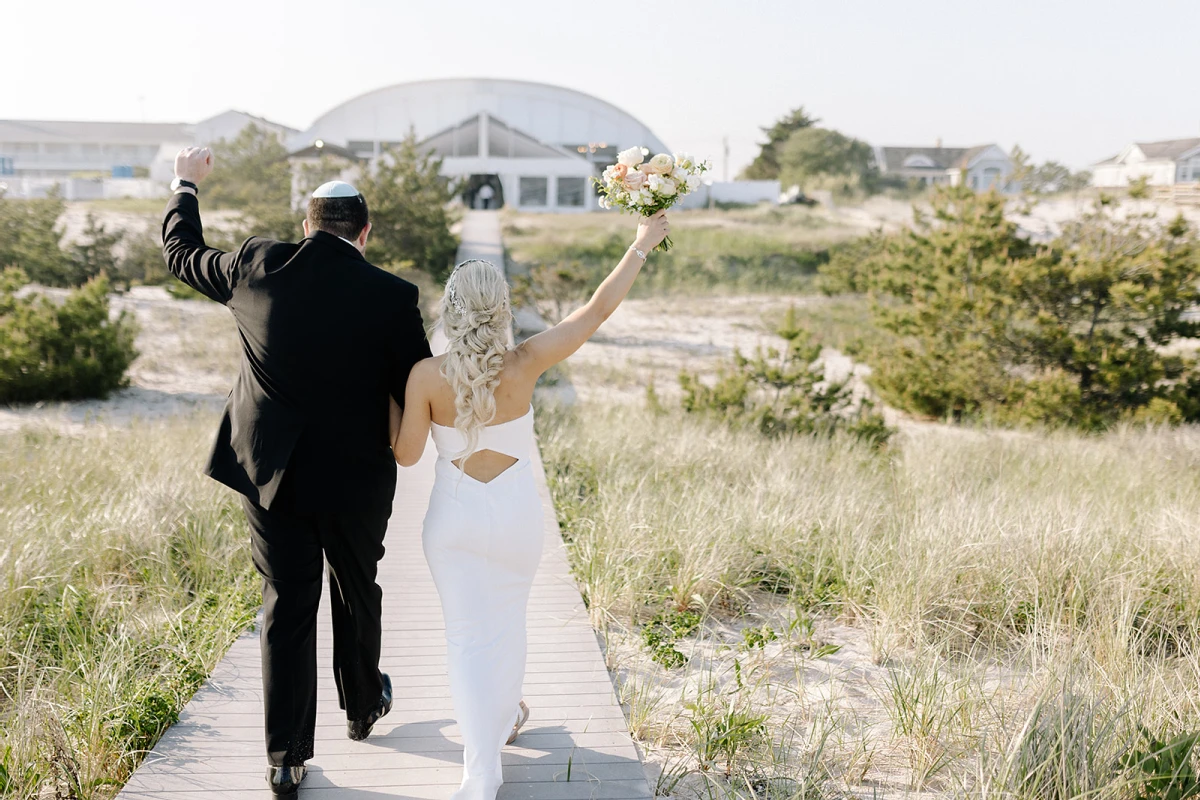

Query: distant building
left=0, top=79, right=674, bottom=212
left=192, top=110, right=298, bottom=146
left=873, top=144, right=1017, bottom=192
left=288, top=78, right=670, bottom=212
left=0, top=110, right=294, bottom=200
left=0, top=119, right=192, bottom=198
left=1091, top=138, right=1200, bottom=187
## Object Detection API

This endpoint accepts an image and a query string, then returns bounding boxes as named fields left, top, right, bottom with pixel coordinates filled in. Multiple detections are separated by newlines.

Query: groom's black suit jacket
left=162, top=192, right=432, bottom=514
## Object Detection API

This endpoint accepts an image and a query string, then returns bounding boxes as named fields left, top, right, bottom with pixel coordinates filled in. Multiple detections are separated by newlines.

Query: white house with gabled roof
left=873, top=143, right=1018, bottom=193
left=1092, top=138, right=1200, bottom=187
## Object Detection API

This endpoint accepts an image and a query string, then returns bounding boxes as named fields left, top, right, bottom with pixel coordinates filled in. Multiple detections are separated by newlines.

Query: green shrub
left=828, top=186, right=1200, bottom=429
left=0, top=268, right=138, bottom=403
left=510, top=261, right=591, bottom=326
left=117, top=225, right=171, bottom=287
left=0, top=190, right=72, bottom=286
left=680, top=305, right=892, bottom=447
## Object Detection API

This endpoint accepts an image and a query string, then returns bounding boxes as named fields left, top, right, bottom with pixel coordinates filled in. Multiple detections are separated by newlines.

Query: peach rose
left=622, top=169, right=646, bottom=191
left=611, top=163, right=629, bottom=181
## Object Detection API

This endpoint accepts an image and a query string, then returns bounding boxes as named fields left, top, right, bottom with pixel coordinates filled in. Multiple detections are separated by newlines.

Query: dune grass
left=503, top=205, right=866, bottom=295
left=0, top=416, right=257, bottom=800
left=537, top=401, right=1200, bottom=797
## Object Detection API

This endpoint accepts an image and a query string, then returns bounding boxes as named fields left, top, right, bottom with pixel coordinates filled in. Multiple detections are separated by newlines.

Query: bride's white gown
left=423, top=408, right=544, bottom=800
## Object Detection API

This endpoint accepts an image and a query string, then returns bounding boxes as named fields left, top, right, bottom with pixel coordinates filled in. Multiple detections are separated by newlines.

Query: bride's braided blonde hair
left=439, top=259, right=514, bottom=463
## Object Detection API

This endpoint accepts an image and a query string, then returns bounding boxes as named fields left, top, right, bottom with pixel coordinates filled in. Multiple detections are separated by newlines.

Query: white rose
left=617, top=146, right=645, bottom=167
left=658, top=178, right=677, bottom=196
left=645, top=153, right=674, bottom=174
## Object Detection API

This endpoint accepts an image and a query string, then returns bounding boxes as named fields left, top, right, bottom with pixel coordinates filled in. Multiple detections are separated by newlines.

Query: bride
left=389, top=210, right=670, bottom=800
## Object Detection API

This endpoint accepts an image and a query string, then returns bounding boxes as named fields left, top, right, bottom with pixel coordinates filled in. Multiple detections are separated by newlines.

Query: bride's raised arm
left=515, top=211, right=670, bottom=376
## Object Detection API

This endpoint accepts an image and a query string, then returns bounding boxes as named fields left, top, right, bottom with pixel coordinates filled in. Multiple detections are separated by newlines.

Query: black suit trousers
left=242, top=497, right=389, bottom=766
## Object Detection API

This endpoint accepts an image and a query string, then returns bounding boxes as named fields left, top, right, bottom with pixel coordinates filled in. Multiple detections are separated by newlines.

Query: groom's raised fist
left=174, top=146, right=214, bottom=183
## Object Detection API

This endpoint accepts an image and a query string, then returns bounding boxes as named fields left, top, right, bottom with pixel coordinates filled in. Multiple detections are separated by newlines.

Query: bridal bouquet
left=594, top=147, right=711, bottom=251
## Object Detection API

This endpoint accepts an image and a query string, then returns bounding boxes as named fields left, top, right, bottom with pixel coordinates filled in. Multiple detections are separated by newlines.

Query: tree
left=1007, top=208, right=1200, bottom=428
left=777, top=127, right=876, bottom=192
left=67, top=213, right=124, bottom=287
left=295, top=155, right=350, bottom=198
left=857, top=186, right=1034, bottom=420
left=510, top=262, right=591, bottom=326
left=357, top=132, right=459, bottom=280
left=1011, top=146, right=1092, bottom=195
left=740, top=107, right=819, bottom=180
left=0, top=189, right=72, bottom=286
left=1009, top=145, right=1034, bottom=187
left=200, top=124, right=304, bottom=244
left=204, top=124, right=291, bottom=210
left=840, top=185, right=1200, bottom=428
left=116, top=226, right=170, bottom=287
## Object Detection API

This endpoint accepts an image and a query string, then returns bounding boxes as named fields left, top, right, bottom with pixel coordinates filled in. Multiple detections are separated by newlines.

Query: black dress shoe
left=347, top=672, right=392, bottom=741
left=266, top=765, right=306, bottom=798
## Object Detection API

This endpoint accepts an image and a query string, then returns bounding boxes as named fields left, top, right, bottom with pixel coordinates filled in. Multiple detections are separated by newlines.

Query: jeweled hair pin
left=445, top=259, right=501, bottom=315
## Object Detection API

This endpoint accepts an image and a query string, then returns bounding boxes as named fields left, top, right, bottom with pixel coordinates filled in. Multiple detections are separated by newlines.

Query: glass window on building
left=556, top=177, right=586, bottom=207
left=519, top=177, right=548, bottom=206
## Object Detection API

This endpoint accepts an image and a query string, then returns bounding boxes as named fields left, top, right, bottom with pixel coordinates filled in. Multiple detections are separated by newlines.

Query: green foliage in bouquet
left=0, top=268, right=138, bottom=403
left=679, top=306, right=892, bottom=448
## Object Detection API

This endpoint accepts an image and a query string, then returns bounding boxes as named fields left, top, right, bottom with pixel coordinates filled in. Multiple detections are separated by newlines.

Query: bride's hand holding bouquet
left=594, top=147, right=710, bottom=251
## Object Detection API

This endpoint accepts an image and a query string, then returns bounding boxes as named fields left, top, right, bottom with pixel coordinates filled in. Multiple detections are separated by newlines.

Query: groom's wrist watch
left=170, top=177, right=198, bottom=195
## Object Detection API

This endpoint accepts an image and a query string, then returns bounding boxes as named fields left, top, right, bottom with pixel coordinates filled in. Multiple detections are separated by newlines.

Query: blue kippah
left=311, top=180, right=360, bottom=199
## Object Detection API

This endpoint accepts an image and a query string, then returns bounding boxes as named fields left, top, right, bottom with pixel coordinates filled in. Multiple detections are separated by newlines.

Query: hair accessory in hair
left=311, top=180, right=362, bottom=199
left=445, top=259, right=497, bottom=315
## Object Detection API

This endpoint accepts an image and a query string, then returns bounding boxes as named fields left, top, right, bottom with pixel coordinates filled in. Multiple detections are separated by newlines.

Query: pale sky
left=3, top=0, right=1198, bottom=174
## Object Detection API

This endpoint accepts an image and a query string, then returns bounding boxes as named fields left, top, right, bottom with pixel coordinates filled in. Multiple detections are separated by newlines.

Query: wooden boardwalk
left=116, top=212, right=652, bottom=799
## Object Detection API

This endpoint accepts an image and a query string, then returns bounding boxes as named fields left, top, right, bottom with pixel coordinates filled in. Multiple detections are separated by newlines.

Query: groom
left=163, top=147, right=432, bottom=797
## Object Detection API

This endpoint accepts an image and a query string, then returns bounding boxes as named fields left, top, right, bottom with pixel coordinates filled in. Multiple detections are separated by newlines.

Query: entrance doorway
left=463, top=174, right=504, bottom=209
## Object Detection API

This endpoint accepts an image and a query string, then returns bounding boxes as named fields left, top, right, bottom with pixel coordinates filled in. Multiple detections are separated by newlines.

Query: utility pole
left=723, top=136, right=730, bottom=183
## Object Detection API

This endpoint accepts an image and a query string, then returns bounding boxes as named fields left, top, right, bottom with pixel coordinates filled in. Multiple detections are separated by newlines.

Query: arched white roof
left=293, top=78, right=669, bottom=156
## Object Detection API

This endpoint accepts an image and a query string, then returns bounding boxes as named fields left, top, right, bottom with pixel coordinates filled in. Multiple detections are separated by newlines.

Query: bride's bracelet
left=628, top=244, right=648, bottom=262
